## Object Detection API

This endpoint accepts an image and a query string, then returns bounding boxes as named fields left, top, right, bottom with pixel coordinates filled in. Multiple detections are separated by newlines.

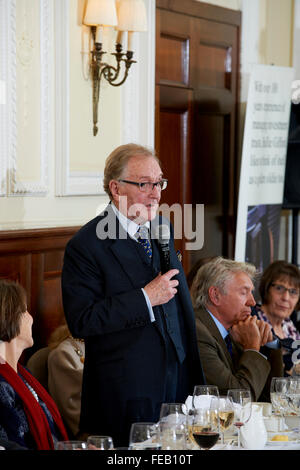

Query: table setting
left=53, top=378, right=300, bottom=451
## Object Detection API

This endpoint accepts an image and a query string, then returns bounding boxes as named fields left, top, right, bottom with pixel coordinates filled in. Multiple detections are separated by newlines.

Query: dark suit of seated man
left=61, top=143, right=205, bottom=446
left=190, top=256, right=283, bottom=402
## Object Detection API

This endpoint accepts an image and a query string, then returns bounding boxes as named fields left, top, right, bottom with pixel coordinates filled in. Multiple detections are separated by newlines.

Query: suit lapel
left=109, top=239, right=146, bottom=286
left=103, top=204, right=154, bottom=288
left=196, top=308, right=233, bottom=364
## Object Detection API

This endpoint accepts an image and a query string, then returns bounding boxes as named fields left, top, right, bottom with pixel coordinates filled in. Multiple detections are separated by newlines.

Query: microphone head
left=155, top=224, right=170, bottom=245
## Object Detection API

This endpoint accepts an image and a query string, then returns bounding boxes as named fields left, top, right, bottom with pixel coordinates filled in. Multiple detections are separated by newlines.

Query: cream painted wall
left=69, top=4, right=122, bottom=174
left=0, top=0, right=297, bottom=243
left=0, top=0, right=154, bottom=230
left=265, top=0, right=294, bottom=67
left=16, top=0, right=41, bottom=182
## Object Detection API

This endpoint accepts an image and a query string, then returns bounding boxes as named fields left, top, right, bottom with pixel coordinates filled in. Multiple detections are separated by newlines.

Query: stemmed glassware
left=192, top=385, right=219, bottom=410
left=270, top=377, right=290, bottom=416
left=55, top=440, right=89, bottom=450
left=86, top=435, right=114, bottom=450
left=129, top=422, right=161, bottom=450
left=286, top=376, right=300, bottom=416
left=227, top=389, right=252, bottom=449
left=190, top=398, right=220, bottom=450
left=217, top=396, right=235, bottom=444
left=159, top=403, right=187, bottom=450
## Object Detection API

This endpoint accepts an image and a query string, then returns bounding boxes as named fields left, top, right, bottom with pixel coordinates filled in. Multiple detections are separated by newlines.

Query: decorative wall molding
left=55, top=0, right=102, bottom=196
left=0, top=0, right=51, bottom=197
left=0, top=0, right=14, bottom=197
left=55, top=0, right=156, bottom=196
left=121, top=0, right=156, bottom=148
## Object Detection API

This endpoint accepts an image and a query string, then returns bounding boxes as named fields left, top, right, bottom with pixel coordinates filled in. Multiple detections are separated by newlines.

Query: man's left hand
left=255, top=318, right=273, bottom=346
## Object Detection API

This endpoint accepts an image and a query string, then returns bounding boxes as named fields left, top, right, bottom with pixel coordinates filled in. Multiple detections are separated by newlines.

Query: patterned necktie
left=225, top=334, right=233, bottom=357
left=136, top=226, right=152, bottom=259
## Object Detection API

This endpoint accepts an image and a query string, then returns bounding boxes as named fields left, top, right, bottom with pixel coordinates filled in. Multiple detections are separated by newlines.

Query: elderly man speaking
left=62, top=143, right=205, bottom=446
left=190, top=256, right=283, bottom=402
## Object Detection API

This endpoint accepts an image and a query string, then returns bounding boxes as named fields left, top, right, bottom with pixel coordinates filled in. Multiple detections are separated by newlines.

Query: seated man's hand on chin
left=230, top=316, right=261, bottom=351
left=255, top=318, right=273, bottom=346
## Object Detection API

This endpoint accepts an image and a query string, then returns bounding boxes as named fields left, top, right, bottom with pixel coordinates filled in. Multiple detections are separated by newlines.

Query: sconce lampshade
left=84, top=0, right=118, bottom=26
left=116, top=0, right=147, bottom=31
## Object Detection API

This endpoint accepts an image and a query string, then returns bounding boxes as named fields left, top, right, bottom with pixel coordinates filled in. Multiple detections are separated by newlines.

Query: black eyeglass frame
left=118, top=179, right=168, bottom=192
left=270, top=283, right=300, bottom=298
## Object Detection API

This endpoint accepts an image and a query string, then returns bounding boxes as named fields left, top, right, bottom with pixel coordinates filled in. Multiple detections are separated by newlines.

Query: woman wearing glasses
left=254, top=260, right=300, bottom=375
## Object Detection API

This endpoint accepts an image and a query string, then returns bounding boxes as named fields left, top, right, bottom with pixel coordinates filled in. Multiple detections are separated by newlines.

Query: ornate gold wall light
left=83, top=0, right=147, bottom=136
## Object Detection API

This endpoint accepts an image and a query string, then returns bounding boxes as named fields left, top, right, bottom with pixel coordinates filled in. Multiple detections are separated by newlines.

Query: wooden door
left=156, top=0, right=241, bottom=274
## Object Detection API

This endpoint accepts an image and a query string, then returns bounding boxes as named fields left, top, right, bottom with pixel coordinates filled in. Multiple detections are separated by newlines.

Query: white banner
left=235, top=64, right=294, bottom=270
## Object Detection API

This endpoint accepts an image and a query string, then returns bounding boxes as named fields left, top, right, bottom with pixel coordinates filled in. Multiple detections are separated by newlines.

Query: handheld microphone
left=155, top=224, right=171, bottom=274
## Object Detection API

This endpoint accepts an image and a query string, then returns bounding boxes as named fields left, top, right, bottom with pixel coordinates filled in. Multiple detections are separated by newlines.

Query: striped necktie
left=136, top=226, right=152, bottom=259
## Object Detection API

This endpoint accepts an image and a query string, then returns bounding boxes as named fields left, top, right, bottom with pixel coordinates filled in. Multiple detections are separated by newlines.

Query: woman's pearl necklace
left=23, top=379, right=39, bottom=402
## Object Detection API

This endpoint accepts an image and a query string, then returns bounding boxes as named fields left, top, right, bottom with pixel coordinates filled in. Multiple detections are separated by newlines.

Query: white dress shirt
left=111, top=203, right=155, bottom=322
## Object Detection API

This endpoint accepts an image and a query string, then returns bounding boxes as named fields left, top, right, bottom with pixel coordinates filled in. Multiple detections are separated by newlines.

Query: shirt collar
left=111, top=202, right=150, bottom=239
left=206, top=309, right=228, bottom=339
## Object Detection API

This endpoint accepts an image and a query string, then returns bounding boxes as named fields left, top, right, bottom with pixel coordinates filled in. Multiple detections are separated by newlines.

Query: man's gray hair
left=103, top=143, right=159, bottom=200
left=190, top=256, right=257, bottom=309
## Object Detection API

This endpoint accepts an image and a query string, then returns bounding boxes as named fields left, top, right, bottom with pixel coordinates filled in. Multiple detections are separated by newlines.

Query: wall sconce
left=83, top=0, right=147, bottom=136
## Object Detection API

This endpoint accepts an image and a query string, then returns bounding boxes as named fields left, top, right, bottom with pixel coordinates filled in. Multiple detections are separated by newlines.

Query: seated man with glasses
left=61, top=143, right=205, bottom=446
left=254, top=260, right=300, bottom=375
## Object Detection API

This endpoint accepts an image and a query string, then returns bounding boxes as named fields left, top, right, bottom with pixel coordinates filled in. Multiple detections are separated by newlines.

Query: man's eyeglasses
left=271, top=283, right=300, bottom=298
left=118, top=179, right=168, bottom=192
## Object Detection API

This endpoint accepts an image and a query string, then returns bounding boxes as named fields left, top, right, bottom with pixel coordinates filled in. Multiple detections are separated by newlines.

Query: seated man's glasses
left=118, top=179, right=168, bottom=193
left=271, top=283, right=300, bottom=298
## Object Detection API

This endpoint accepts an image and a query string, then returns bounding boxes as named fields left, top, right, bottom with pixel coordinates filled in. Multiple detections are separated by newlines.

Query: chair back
left=26, top=347, right=50, bottom=391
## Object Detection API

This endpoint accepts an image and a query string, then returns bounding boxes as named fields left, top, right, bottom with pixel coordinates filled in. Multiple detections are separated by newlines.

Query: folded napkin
left=184, top=395, right=225, bottom=413
left=160, top=412, right=187, bottom=425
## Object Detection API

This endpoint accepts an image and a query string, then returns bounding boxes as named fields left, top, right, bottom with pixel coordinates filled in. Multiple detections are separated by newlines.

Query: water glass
left=270, top=377, right=290, bottom=416
left=286, top=377, right=300, bottom=417
left=55, top=440, right=88, bottom=450
left=159, top=403, right=186, bottom=420
left=129, top=422, right=161, bottom=450
left=193, top=385, right=219, bottom=410
left=87, top=435, right=114, bottom=450
left=159, top=403, right=187, bottom=450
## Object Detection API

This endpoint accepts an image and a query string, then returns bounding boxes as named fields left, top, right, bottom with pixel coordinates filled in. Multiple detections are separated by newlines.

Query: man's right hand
left=230, top=316, right=261, bottom=351
left=144, top=269, right=179, bottom=306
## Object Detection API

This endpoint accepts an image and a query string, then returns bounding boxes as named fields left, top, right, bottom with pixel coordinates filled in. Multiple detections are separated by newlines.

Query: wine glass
left=286, top=377, right=300, bottom=416
left=55, top=440, right=88, bottom=450
left=227, top=389, right=252, bottom=449
left=129, top=422, right=161, bottom=450
left=192, top=385, right=219, bottom=410
left=159, top=402, right=186, bottom=420
left=190, top=399, right=220, bottom=450
left=217, top=396, right=235, bottom=444
left=270, top=377, right=290, bottom=416
left=86, top=435, right=114, bottom=450
left=159, top=403, right=187, bottom=450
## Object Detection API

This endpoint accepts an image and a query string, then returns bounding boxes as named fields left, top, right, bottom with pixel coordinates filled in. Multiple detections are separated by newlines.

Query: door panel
left=158, top=34, right=190, bottom=86
left=156, top=0, right=241, bottom=272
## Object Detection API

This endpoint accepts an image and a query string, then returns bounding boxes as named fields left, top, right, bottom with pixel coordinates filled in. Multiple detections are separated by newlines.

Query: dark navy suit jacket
left=61, top=204, right=205, bottom=445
